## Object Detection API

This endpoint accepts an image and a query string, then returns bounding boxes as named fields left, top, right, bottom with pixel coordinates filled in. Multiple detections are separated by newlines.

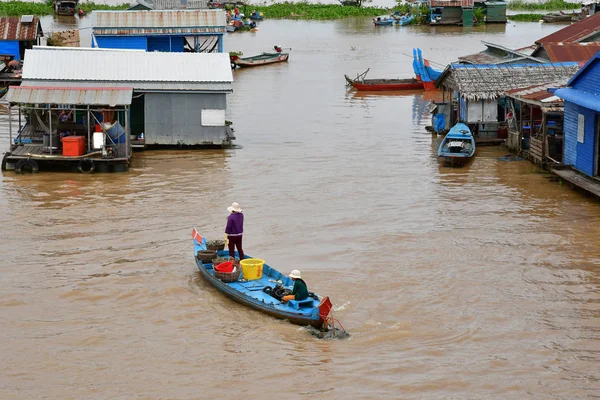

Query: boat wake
left=305, top=325, right=351, bottom=340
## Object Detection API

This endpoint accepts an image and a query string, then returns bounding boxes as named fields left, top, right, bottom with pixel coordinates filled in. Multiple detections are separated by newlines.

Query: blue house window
left=578, top=114, right=585, bottom=143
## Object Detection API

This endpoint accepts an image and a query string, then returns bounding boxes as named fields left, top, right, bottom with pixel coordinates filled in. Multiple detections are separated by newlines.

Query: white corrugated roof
left=22, top=48, right=233, bottom=92
left=7, top=86, right=133, bottom=106
left=92, top=9, right=226, bottom=29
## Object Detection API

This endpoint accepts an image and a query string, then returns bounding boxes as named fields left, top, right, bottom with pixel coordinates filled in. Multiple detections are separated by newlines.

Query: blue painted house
left=0, top=16, right=43, bottom=60
left=91, top=9, right=226, bottom=53
left=555, top=52, right=600, bottom=178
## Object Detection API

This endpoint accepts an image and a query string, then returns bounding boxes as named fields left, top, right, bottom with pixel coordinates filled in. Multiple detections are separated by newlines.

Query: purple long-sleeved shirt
left=225, top=212, right=244, bottom=236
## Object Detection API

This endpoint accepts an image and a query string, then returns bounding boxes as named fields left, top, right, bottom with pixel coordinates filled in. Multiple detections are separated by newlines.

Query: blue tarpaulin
left=0, top=41, right=20, bottom=60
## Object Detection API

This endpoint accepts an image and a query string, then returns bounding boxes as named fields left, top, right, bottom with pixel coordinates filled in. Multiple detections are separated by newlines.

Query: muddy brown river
left=1, top=14, right=600, bottom=400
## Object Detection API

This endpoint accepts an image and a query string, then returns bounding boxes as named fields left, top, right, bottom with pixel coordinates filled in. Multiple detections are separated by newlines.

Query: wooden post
left=519, top=100, right=523, bottom=152
left=541, top=112, right=546, bottom=165
left=125, top=106, right=130, bottom=158
left=8, top=103, right=12, bottom=147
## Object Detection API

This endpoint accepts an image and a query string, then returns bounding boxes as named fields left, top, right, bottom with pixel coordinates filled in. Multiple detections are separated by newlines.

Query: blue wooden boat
left=412, top=48, right=443, bottom=91
left=373, top=16, right=394, bottom=26
left=437, top=123, right=475, bottom=167
left=192, top=230, right=332, bottom=328
left=397, top=15, right=414, bottom=25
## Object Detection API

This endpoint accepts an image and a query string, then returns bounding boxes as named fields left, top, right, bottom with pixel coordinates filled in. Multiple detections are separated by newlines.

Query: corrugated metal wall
left=144, top=92, right=227, bottom=145
left=485, top=3, right=507, bottom=22
left=563, top=101, right=598, bottom=176
left=147, top=37, right=185, bottom=52
left=95, top=36, right=148, bottom=50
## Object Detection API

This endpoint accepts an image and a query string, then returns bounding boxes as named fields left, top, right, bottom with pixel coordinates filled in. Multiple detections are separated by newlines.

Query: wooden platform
left=552, top=166, right=600, bottom=199
left=475, top=138, right=505, bottom=146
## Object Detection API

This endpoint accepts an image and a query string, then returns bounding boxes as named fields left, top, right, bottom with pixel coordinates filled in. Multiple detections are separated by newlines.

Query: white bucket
left=92, top=131, right=104, bottom=149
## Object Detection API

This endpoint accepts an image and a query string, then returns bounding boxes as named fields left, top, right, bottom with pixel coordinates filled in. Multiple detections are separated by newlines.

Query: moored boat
left=397, top=15, right=414, bottom=25
left=437, top=122, right=475, bottom=167
left=412, top=48, right=442, bottom=91
left=373, top=16, right=394, bottom=26
left=344, top=68, right=424, bottom=91
left=192, top=229, right=332, bottom=328
left=232, top=48, right=289, bottom=68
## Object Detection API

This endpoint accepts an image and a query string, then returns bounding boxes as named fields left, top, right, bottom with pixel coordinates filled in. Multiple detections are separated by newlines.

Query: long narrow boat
left=345, top=69, right=423, bottom=91
left=232, top=52, right=289, bottom=68
left=192, top=230, right=332, bottom=328
left=412, top=48, right=443, bottom=91
left=397, top=15, right=414, bottom=25
left=437, top=122, right=476, bottom=167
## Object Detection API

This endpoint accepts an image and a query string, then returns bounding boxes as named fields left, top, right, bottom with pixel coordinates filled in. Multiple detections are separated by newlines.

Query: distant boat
left=249, top=11, right=264, bottom=20
left=373, top=16, right=395, bottom=26
left=437, top=122, right=475, bottom=166
left=345, top=68, right=424, bottom=91
left=231, top=51, right=289, bottom=68
left=397, top=15, right=414, bottom=25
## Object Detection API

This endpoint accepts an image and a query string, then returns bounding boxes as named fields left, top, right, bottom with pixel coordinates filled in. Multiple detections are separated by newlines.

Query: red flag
left=191, top=227, right=203, bottom=243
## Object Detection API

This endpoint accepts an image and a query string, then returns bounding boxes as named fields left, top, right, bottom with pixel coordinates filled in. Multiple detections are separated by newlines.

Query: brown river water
left=2, top=15, right=600, bottom=400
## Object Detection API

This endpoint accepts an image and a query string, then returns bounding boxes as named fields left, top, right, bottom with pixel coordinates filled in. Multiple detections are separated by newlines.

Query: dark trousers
left=227, top=235, right=244, bottom=260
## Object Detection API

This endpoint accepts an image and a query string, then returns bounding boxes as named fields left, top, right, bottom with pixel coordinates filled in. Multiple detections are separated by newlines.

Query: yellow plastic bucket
left=240, top=258, right=264, bottom=280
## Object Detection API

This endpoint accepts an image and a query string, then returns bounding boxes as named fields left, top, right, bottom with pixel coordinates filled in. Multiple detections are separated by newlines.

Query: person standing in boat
left=225, top=202, right=245, bottom=260
left=282, top=270, right=309, bottom=302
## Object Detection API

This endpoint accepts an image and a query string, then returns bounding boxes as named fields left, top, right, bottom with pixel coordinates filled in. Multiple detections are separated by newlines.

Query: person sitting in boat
left=282, top=270, right=309, bottom=302
left=273, top=45, right=282, bottom=53
left=225, top=202, right=245, bottom=260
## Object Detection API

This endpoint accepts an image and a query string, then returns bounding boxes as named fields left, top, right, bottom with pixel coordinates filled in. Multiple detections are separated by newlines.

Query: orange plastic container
left=62, top=136, right=86, bottom=156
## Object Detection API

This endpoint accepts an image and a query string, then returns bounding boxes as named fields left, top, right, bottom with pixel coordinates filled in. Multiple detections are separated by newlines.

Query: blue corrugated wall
left=95, top=36, right=148, bottom=51
left=147, top=37, right=185, bottom=52
left=572, top=59, right=600, bottom=92
left=0, top=41, right=21, bottom=60
left=563, top=101, right=598, bottom=176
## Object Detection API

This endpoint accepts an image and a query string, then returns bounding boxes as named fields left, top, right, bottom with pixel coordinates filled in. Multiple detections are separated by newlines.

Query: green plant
left=507, top=13, right=544, bottom=21
left=473, top=6, right=486, bottom=24
left=507, top=0, right=579, bottom=10
left=229, top=51, right=244, bottom=57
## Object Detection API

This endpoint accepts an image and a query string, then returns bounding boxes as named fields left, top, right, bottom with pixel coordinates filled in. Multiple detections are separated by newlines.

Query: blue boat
left=373, top=16, right=394, bottom=26
left=412, top=48, right=443, bottom=91
left=192, top=229, right=332, bottom=328
left=397, top=15, right=414, bottom=25
left=437, top=123, right=476, bottom=167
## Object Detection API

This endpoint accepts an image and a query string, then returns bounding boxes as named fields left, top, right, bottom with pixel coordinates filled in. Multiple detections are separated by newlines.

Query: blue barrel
left=105, top=122, right=126, bottom=144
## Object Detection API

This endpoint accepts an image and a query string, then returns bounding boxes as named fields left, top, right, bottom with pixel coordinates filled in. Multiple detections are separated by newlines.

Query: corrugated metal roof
left=0, top=16, right=43, bottom=41
left=555, top=87, right=600, bottom=112
left=7, top=86, right=133, bottom=106
left=154, top=0, right=208, bottom=9
left=542, top=42, right=600, bottom=62
left=506, top=81, right=567, bottom=110
left=430, top=0, right=474, bottom=7
left=92, top=10, right=226, bottom=35
left=458, top=42, right=546, bottom=65
left=536, top=13, right=600, bottom=44
left=22, top=48, right=233, bottom=92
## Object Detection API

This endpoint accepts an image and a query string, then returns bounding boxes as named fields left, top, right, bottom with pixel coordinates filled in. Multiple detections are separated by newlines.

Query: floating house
left=128, top=0, right=210, bottom=11
left=531, top=12, right=600, bottom=62
left=432, top=63, right=580, bottom=143
left=0, top=16, right=43, bottom=60
left=553, top=51, right=600, bottom=196
left=505, top=81, right=568, bottom=165
left=430, top=0, right=474, bottom=26
left=3, top=86, right=133, bottom=173
left=458, top=42, right=546, bottom=65
left=20, top=47, right=234, bottom=149
left=91, top=10, right=226, bottom=53
left=474, top=1, right=507, bottom=23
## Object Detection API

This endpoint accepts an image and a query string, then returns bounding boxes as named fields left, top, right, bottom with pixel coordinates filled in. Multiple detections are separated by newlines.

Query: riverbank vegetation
left=254, top=2, right=387, bottom=19
left=0, top=0, right=127, bottom=17
left=507, top=0, right=579, bottom=11
left=507, top=13, right=544, bottom=21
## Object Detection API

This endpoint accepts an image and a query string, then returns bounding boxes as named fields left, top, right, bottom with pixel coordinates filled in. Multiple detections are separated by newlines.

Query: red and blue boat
left=412, top=48, right=442, bottom=91
left=345, top=68, right=424, bottom=91
left=192, top=228, right=333, bottom=328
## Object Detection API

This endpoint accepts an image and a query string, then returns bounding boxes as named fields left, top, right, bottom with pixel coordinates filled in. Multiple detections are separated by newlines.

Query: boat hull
left=437, top=122, right=476, bottom=167
left=234, top=53, right=289, bottom=68
left=345, top=75, right=424, bottom=91
left=194, top=250, right=324, bottom=328
left=438, top=155, right=471, bottom=167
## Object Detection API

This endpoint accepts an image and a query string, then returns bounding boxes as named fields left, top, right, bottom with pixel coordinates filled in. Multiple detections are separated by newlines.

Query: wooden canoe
left=344, top=74, right=424, bottom=91
left=192, top=234, right=331, bottom=328
left=233, top=52, right=289, bottom=68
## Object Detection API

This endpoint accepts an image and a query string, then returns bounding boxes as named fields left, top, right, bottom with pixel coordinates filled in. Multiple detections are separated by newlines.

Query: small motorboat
left=192, top=228, right=334, bottom=328
left=345, top=68, right=424, bottom=91
left=397, top=15, right=414, bottom=25
left=437, top=123, right=475, bottom=167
